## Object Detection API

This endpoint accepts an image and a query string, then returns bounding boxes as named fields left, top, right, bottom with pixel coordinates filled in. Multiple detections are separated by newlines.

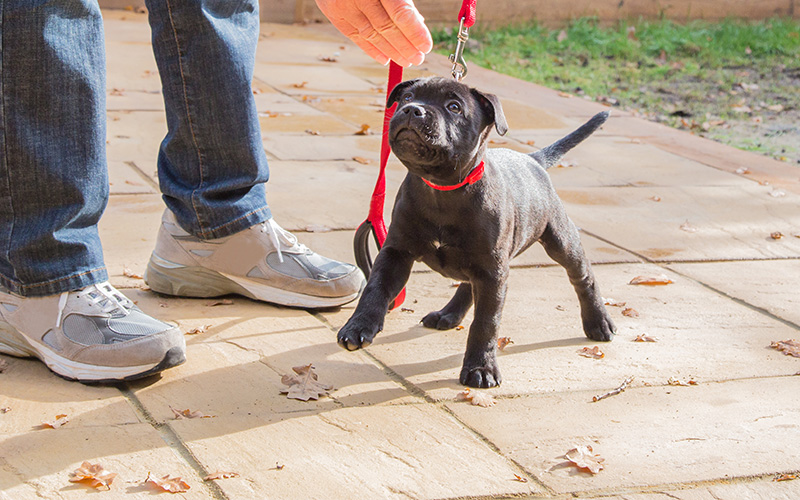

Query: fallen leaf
left=513, top=473, right=529, bottom=483
left=352, top=156, right=371, bottom=165
left=564, top=445, right=604, bottom=474
left=319, top=55, right=339, bottom=63
left=629, top=274, right=673, bottom=286
left=305, top=129, right=320, bottom=136
left=667, top=376, right=698, bottom=386
left=556, top=159, right=578, bottom=168
left=604, top=298, right=626, bottom=307
left=455, top=388, right=497, bottom=407
left=170, top=406, right=214, bottom=419
left=771, top=232, right=784, bottom=240
left=775, top=473, right=797, bottom=481
left=147, top=473, right=190, bottom=493
left=185, top=324, right=211, bottom=335
left=649, top=195, right=662, bottom=202
left=69, top=461, right=117, bottom=490
left=203, top=471, right=240, bottom=481
left=273, top=463, right=285, bottom=470
left=526, top=140, right=536, bottom=146
left=735, top=167, right=751, bottom=174
left=455, top=325, right=465, bottom=331
left=578, top=346, right=605, bottom=359
left=622, top=307, right=639, bottom=318
left=497, top=337, right=514, bottom=351
left=123, top=267, right=143, bottom=279
left=680, top=220, right=698, bottom=233
left=280, top=364, right=333, bottom=401
left=205, top=299, right=233, bottom=306
left=41, top=414, right=69, bottom=429
left=0, top=407, right=10, bottom=413
left=770, top=339, right=800, bottom=358
left=555, top=305, right=566, bottom=311
left=354, top=124, right=371, bottom=135
left=766, top=104, right=784, bottom=112
left=633, top=334, right=658, bottom=342
left=557, top=91, right=572, bottom=98
left=769, top=189, right=786, bottom=198
left=292, top=81, right=308, bottom=88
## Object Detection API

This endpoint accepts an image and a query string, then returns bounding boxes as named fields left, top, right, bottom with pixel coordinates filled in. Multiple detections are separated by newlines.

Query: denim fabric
left=0, top=0, right=272, bottom=296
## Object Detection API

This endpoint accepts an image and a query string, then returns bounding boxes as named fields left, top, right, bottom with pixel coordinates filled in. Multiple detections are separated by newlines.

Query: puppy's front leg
left=338, top=247, right=414, bottom=351
left=460, top=273, right=507, bottom=388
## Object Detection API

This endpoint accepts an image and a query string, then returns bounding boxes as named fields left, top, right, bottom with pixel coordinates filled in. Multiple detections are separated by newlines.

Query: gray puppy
left=338, top=77, right=615, bottom=388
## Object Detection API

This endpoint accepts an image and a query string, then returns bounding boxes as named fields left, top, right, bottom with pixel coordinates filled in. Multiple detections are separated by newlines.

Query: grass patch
left=433, top=18, right=800, bottom=164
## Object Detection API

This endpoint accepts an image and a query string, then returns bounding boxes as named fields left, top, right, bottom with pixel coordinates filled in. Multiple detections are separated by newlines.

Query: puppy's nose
left=402, top=104, right=425, bottom=117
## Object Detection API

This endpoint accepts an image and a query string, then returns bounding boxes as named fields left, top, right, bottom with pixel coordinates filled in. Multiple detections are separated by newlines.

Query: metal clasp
left=448, top=17, right=470, bottom=81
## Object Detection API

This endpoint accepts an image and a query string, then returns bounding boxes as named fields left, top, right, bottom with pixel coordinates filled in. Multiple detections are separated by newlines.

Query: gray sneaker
left=144, top=210, right=366, bottom=308
left=0, top=282, right=185, bottom=382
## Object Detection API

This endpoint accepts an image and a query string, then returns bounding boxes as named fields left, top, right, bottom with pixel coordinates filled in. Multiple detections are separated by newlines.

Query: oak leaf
left=564, top=445, right=604, bottom=474
left=280, top=364, right=333, bottom=401
left=455, top=388, right=497, bottom=408
left=578, top=346, right=605, bottom=359
left=629, top=274, right=673, bottom=286
left=146, top=473, right=190, bottom=493
left=497, top=337, right=514, bottom=351
left=770, top=232, right=783, bottom=240
left=41, top=414, right=69, bottom=429
left=775, top=473, right=797, bottom=482
left=770, top=339, right=800, bottom=358
left=203, top=471, right=240, bottom=481
left=621, top=307, right=639, bottom=318
left=69, top=461, right=117, bottom=490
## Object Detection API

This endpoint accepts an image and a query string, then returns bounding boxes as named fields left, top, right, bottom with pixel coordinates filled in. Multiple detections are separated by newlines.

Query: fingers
left=381, top=0, right=433, bottom=54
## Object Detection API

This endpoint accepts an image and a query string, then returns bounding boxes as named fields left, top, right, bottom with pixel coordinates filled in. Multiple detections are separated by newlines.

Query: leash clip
left=449, top=17, right=470, bottom=81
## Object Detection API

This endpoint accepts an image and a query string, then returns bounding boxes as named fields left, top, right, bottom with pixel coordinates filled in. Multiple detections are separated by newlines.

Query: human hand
left=315, top=0, right=433, bottom=67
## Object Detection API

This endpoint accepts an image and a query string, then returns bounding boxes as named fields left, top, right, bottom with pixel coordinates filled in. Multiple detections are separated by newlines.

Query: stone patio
left=1, top=9, right=798, bottom=500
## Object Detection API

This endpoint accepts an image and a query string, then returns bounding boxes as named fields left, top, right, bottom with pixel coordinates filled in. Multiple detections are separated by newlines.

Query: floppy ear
left=386, top=79, right=420, bottom=109
left=472, top=89, right=509, bottom=136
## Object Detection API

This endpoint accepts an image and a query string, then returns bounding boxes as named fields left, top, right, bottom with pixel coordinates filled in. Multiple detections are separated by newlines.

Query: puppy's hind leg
left=422, top=282, right=473, bottom=330
left=540, top=214, right=615, bottom=342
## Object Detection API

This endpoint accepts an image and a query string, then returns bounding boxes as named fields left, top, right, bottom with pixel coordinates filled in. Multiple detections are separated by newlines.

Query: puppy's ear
left=472, top=89, right=509, bottom=136
left=386, top=79, right=420, bottom=109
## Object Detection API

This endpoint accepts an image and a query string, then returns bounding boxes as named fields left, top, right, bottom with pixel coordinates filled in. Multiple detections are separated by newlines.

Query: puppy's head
left=387, top=77, right=507, bottom=186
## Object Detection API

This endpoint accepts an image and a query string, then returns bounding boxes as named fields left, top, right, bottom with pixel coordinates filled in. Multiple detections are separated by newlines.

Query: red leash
left=353, top=0, right=477, bottom=309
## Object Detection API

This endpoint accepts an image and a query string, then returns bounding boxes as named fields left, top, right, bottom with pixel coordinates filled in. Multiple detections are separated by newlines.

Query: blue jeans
left=0, top=0, right=271, bottom=297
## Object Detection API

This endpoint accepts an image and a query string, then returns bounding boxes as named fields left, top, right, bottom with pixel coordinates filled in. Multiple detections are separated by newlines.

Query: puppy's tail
left=530, top=111, right=609, bottom=170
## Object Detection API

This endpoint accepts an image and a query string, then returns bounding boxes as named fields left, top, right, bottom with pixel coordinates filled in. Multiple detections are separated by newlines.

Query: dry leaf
left=621, top=307, right=639, bottom=318
left=352, top=156, right=371, bottom=165
left=354, top=124, right=371, bottom=135
left=629, top=274, right=673, bottom=286
left=292, top=81, right=308, bottom=88
left=633, top=334, right=658, bottom=342
left=770, top=339, right=800, bottom=358
left=649, top=195, right=662, bottom=202
left=123, top=267, right=143, bottom=279
left=185, top=324, right=211, bottom=335
left=400, top=307, right=415, bottom=313
left=0, top=407, right=10, bottom=414
left=775, top=473, right=797, bottom=482
left=557, top=91, right=572, bottom=98
left=147, top=473, right=190, bottom=493
left=41, top=414, right=69, bottom=429
left=667, top=376, right=698, bottom=386
left=319, top=55, right=339, bottom=63
left=170, top=406, right=214, bottom=419
left=603, top=298, right=626, bottom=307
left=497, top=337, right=514, bottom=351
left=205, top=299, right=233, bottom=306
left=455, top=388, right=497, bottom=408
left=577, top=346, right=605, bottom=359
left=770, top=232, right=783, bottom=240
left=274, top=463, right=285, bottom=470
left=305, top=224, right=332, bottom=233
left=69, top=461, right=117, bottom=490
left=769, top=189, right=786, bottom=198
left=305, top=129, right=320, bottom=136
left=513, top=473, right=529, bottom=483
left=455, top=325, right=465, bottom=331
left=280, top=364, right=333, bottom=401
left=564, top=445, right=604, bottom=474
left=203, top=471, right=240, bottom=481
left=680, top=221, right=698, bottom=233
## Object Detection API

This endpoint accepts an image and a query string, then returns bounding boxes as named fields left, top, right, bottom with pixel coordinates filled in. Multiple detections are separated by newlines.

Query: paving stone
left=585, top=479, right=800, bottom=500
left=263, top=133, right=382, bottom=162
left=253, top=63, right=376, bottom=95
left=0, top=424, right=214, bottom=499
left=106, top=110, right=166, bottom=168
left=446, top=376, right=800, bottom=495
left=559, top=185, right=800, bottom=261
left=105, top=42, right=161, bottom=93
left=320, top=263, right=800, bottom=399
left=171, top=404, right=542, bottom=499
left=259, top=113, right=354, bottom=134
left=303, top=94, right=394, bottom=132
left=108, top=160, right=157, bottom=195
left=670, top=260, right=800, bottom=326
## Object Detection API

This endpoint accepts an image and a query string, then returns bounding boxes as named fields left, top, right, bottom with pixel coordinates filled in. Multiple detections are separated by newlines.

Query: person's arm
left=315, top=0, right=433, bottom=67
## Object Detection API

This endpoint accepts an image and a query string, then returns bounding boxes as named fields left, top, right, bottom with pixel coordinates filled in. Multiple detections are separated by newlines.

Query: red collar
left=421, top=161, right=485, bottom=191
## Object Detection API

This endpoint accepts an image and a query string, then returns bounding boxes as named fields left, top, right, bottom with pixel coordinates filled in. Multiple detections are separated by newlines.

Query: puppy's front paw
left=422, top=310, right=463, bottom=330
left=459, top=361, right=502, bottom=388
left=584, top=310, right=616, bottom=342
left=337, top=317, right=381, bottom=351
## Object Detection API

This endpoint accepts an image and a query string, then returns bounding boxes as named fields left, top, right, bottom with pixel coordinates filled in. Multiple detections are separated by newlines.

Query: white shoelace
left=55, top=281, right=131, bottom=328
left=261, top=218, right=310, bottom=263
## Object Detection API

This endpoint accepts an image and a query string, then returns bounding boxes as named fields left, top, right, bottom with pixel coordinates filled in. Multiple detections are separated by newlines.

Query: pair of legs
left=0, top=0, right=364, bottom=381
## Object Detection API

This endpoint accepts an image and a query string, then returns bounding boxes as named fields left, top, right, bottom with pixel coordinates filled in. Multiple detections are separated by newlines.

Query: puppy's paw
left=337, top=318, right=381, bottom=351
left=459, top=362, right=502, bottom=388
left=583, top=311, right=616, bottom=342
left=422, top=310, right=464, bottom=330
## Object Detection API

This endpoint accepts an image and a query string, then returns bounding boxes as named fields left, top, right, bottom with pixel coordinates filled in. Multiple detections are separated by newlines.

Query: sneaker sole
left=145, top=254, right=360, bottom=308
left=0, top=320, right=185, bottom=383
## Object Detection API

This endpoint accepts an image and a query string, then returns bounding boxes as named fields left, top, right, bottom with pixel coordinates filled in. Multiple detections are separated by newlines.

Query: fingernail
left=411, top=53, right=425, bottom=65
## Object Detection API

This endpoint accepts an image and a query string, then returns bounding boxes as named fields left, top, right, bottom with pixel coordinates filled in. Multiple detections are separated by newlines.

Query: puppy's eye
left=447, top=102, right=462, bottom=114
left=402, top=93, right=413, bottom=102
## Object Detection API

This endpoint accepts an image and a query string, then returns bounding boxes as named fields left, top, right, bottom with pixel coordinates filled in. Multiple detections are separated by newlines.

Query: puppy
left=338, top=76, right=615, bottom=388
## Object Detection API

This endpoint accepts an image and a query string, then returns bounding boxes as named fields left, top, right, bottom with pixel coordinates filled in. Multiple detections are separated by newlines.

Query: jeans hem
left=0, top=266, right=109, bottom=297
left=194, top=206, right=272, bottom=240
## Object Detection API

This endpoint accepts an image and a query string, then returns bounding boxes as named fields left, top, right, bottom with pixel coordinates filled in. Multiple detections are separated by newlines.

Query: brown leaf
left=280, top=364, right=333, bottom=401
left=185, top=324, right=211, bottom=335
left=735, top=167, right=751, bottom=174
left=770, top=339, right=800, bottom=358
left=170, top=406, right=214, bottom=419
left=649, top=195, right=662, bottom=202
left=603, top=298, right=626, bottom=307
left=770, top=232, right=784, bottom=240
left=621, top=307, right=639, bottom=318
left=41, top=414, right=69, bottom=429
left=292, top=81, right=308, bottom=89
left=629, top=274, right=673, bottom=286
left=123, top=267, right=143, bottom=279
left=679, top=220, right=698, bottom=233
left=577, top=346, right=605, bottom=359
left=564, top=445, right=604, bottom=474
left=775, top=473, right=797, bottom=482
left=400, top=307, right=415, bottom=313
left=626, top=26, right=638, bottom=41
left=354, top=124, right=372, bottom=135
left=319, top=55, right=339, bottom=63
left=147, top=473, right=190, bottom=493
left=352, top=156, right=371, bottom=165
left=455, top=388, right=497, bottom=408
left=0, top=407, right=10, bottom=413
left=557, top=91, right=572, bottom=98
left=203, top=471, right=240, bottom=481
left=497, top=337, right=514, bottom=351
left=455, top=325, right=465, bottom=331
left=633, top=334, right=658, bottom=342
left=667, top=376, right=698, bottom=386
left=513, top=473, right=529, bottom=483
left=205, top=299, right=233, bottom=307
left=305, top=129, right=320, bottom=136
left=69, top=461, right=117, bottom=490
